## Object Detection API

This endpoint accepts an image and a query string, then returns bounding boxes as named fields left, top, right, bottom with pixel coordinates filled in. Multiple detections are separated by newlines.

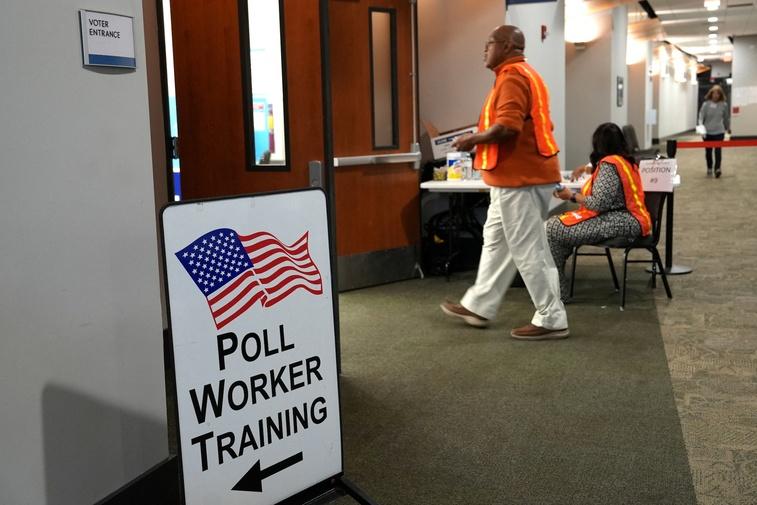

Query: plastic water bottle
left=446, top=152, right=472, bottom=180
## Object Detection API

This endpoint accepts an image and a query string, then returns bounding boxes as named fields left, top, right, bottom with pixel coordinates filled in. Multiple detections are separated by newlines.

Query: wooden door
left=169, top=0, right=325, bottom=198
left=167, top=0, right=419, bottom=291
left=329, top=0, right=420, bottom=290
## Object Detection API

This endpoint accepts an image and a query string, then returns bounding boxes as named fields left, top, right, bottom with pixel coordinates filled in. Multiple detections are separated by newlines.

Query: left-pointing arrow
left=232, top=452, right=304, bottom=492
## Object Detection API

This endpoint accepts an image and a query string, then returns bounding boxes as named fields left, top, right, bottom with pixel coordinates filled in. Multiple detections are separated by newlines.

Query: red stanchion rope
left=676, top=139, right=757, bottom=149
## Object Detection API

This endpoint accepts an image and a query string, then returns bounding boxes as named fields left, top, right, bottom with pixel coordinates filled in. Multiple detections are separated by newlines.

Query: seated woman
left=547, top=122, right=652, bottom=301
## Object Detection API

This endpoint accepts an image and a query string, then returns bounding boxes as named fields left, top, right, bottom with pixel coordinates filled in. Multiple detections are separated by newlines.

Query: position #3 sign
left=162, top=190, right=341, bottom=505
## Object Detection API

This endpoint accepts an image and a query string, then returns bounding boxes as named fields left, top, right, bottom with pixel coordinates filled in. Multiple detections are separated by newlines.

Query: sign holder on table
left=161, top=188, right=377, bottom=505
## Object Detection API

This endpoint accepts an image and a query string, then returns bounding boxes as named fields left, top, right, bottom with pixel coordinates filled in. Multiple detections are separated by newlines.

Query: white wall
left=565, top=11, right=612, bottom=169
left=627, top=41, right=655, bottom=149
left=144, top=0, right=170, bottom=328
left=0, top=1, right=168, bottom=504
left=418, top=0, right=505, bottom=133
left=731, top=35, right=757, bottom=136
left=644, top=42, right=655, bottom=147
left=710, top=60, right=732, bottom=79
left=565, top=6, right=630, bottom=168
left=657, top=75, right=698, bottom=139
left=628, top=61, right=647, bottom=147
left=610, top=6, right=628, bottom=126
left=506, top=0, right=566, bottom=169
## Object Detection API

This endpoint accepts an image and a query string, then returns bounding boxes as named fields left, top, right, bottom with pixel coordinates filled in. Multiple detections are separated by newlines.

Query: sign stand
left=334, top=477, right=378, bottom=505
left=655, top=191, right=693, bottom=275
left=160, top=189, right=378, bottom=505
left=287, top=476, right=377, bottom=505
left=638, top=158, right=692, bottom=276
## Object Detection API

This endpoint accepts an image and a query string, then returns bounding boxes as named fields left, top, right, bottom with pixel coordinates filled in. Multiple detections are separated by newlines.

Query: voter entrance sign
left=79, top=10, right=136, bottom=68
left=161, top=189, right=342, bottom=505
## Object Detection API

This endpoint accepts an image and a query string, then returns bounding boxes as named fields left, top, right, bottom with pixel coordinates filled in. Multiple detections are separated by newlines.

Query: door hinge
left=169, top=136, right=179, bottom=159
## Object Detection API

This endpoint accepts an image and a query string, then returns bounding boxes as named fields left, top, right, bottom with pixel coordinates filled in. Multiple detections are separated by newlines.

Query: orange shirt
left=479, top=56, right=561, bottom=188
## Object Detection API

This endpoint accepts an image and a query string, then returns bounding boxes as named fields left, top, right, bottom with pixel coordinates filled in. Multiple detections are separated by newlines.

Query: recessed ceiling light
left=704, top=0, right=720, bottom=11
left=709, top=33, right=718, bottom=38
left=709, top=39, right=718, bottom=45
left=709, top=25, right=719, bottom=31
left=707, top=16, right=718, bottom=22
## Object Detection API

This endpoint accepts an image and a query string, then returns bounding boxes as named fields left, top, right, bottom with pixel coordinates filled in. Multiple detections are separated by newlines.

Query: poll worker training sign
left=162, top=189, right=342, bottom=505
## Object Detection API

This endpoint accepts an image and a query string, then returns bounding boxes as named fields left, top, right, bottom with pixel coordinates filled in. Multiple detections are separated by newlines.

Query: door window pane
left=243, top=0, right=288, bottom=168
left=370, top=9, right=398, bottom=149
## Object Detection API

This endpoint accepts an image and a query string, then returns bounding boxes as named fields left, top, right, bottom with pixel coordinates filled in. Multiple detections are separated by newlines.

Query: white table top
left=420, top=173, right=681, bottom=193
left=420, top=179, right=491, bottom=192
left=421, top=172, right=587, bottom=193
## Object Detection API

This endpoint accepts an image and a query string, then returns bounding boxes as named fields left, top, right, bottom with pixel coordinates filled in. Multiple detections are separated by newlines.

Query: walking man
left=440, top=25, right=569, bottom=340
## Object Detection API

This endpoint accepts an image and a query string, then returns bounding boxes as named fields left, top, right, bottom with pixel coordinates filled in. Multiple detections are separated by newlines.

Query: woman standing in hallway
left=698, top=84, right=730, bottom=178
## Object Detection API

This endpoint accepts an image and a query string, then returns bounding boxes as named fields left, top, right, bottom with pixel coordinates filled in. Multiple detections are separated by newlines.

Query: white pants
left=461, top=185, right=568, bottom=329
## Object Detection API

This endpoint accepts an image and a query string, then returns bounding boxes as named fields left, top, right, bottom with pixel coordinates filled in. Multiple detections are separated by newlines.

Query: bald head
left=484, top=25, right=525, bottom=69
left=498, top=25, right=525, bottom=51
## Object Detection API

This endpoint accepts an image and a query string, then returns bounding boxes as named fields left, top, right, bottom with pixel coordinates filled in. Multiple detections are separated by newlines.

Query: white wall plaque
left=161, top=189, right=342, bottom=505
left=79, top=10, right=136, bottom=68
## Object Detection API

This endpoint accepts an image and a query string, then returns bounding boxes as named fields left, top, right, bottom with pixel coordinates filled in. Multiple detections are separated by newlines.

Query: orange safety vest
left=475, top=61, right=559, bottom=171
left=558, top=155, right=652, bottom=236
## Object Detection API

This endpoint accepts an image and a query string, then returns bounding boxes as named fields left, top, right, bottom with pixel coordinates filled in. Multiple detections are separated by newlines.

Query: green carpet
left=333, top=273, right=697, bottom=504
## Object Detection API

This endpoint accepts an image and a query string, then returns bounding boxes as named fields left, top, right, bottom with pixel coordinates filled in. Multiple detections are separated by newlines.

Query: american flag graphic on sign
left=175, top=229, right=323, bottom=329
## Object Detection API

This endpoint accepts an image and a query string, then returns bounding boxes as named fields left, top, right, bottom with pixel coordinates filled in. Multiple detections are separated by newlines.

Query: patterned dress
left=546, top=162, right=642, bottom=300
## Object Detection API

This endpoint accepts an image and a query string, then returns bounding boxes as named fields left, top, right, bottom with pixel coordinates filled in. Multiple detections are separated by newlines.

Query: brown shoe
left=510, top=323, right=569, bottom=340
left=440, top=301, right=488, bottom=328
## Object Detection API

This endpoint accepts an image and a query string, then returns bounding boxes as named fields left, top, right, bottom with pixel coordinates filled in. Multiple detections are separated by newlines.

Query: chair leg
left=650, top=251, right=657, bottom=289
left=653, top=249, right=673, bottom=299
left=604, top=248, right=619, bottom=291
left=569, top=247, right=578, bottom=298
left=621, top=249, right=630, bottom=309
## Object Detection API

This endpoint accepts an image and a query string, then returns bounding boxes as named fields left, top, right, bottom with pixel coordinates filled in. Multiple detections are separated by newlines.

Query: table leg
left=444, top=193, right=460, bottom=280
left=647, top=190, right=693, bottom=275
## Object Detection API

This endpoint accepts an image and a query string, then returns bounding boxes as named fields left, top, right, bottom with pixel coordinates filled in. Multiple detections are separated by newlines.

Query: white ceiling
left=641, top=0, right=757, bottom=60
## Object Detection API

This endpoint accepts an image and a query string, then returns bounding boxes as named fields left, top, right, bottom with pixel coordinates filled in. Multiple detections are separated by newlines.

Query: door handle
left=308, top=160, right=323, bottom=188
left=334, top=143, right=421, bottom=169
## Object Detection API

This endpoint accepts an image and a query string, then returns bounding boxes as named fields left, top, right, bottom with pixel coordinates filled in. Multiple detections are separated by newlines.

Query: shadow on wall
left=42, top=384, right=168, bottom=505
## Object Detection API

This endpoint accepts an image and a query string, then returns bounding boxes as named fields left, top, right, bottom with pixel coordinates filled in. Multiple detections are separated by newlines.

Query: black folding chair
left=622, top=124, right=659, bottom=162
left=569, top=191, right=673, bottom=309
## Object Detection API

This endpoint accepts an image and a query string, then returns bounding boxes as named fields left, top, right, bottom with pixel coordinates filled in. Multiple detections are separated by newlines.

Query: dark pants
left=704, top=133, right=725, bottom=169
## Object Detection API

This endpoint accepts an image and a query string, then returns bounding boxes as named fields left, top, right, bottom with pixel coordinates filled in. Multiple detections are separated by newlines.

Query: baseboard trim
left=338, top=245, right=419, bottom=291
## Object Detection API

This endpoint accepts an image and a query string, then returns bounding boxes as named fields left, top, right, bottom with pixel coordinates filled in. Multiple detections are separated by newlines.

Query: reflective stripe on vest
left=558, top=155, right=652, bottom=236
left=474, top=61, right=558, bottom=171
left=613, top=155, right=652, bottom=236
left=475, top=88, right=499, bottom=170
left=509, top=63, right=559, bottom=157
